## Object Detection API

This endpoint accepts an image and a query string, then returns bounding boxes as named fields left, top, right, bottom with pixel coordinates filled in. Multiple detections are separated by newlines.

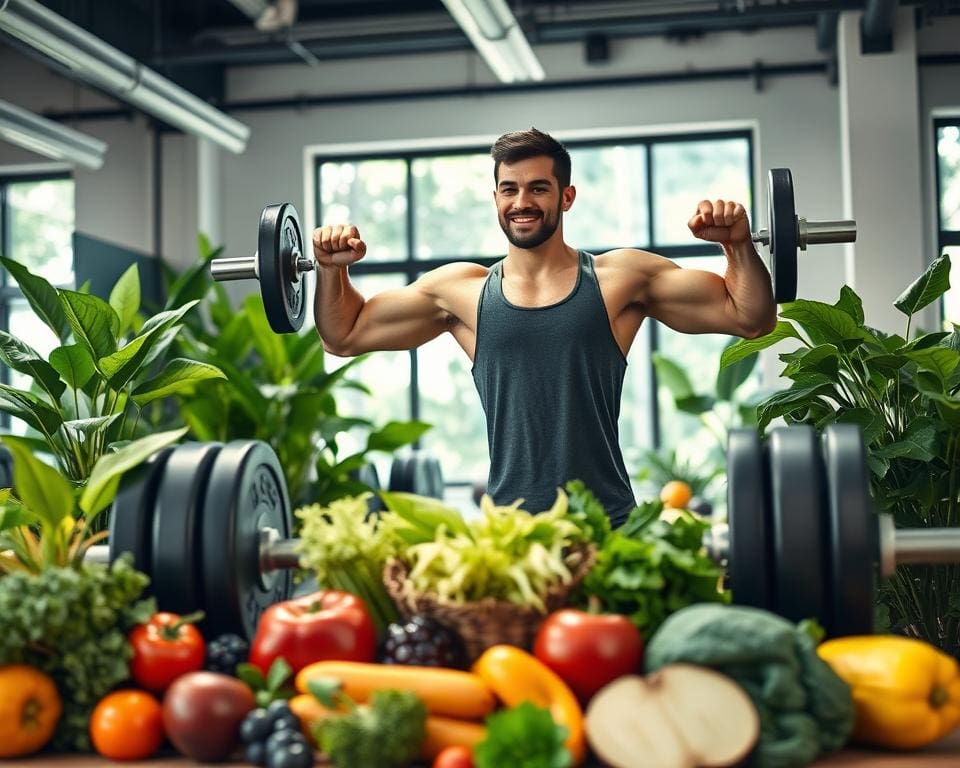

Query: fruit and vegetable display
left=2, top=478, right=960, bottom=766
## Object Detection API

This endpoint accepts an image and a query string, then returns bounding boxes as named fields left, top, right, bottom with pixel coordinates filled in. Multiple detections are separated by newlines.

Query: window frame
left=934, top=117, right=960, bottom=325
left=313, top=129, right=755, bottom=481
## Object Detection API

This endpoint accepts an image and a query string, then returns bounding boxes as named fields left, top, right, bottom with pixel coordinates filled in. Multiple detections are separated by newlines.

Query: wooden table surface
left=5, top=730, right=960, bottom=768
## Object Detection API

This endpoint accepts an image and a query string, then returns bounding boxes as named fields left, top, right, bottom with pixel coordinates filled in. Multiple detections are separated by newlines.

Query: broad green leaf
left=781, top=344, right=840, bottom=379
left=181, top=398, right=227, bottom=442
left=213, top=357, right=269, bottom=420
left=49, top=344, right=96, bottom=389
left=895, top=254, right=951, bottom=316
left=0, top=384, right=63, bottom=435
left=861, top=353, right=908, bottom=377
left=98, top=324, right=174, bottom=390
left=214, top=313, right=253, bottom=362
left=873, top=423, right=938, bottom=462
left=944, top=325, right=960, bottom=353
left=716, top=337, right=757, bottom=401
left=867, top=453, right=891, bottom=479
left=0, top=499, right=34, bottom=532
left=164, top=249, right=218, bottom=310
left=0, top=257, right=70, bottom=342
left=208, top=283, right=234, bottom=330
left=779, top=300, right=864, bottom=350
left=916, top=384, right=960, bottom=429
left=737, top=402, right=758, bottom=426
left=319, top=416, right=372, bottom=443
left=835, top=408, right=885, bottom=444
left=904, top=347, right=960, bottom=390
left=244, top=294, right=288, bottom=381
left=651, top=353, right=694, bottom=400
left=366, top=420, right=432, bottom=452
left=61, top=414, right=122, bottom=447
left=877, top=331, right=907, bottom=352
left=0, top=330, right=66, bottom=401
left=80, top=428, right=187, bottom=518
left=139, top=300, right=201, bottom=336
left=131, top=359, right=226, bottom=406
left=137, top=325, right=181, bottom=373
left=59, top=290, right=119, bottom=365
left=675, top=394, right=716, bottom=414
left=834, top=285, right=865, bottom=325
left=1, top=435, right=74, bottom=529
left=720, top=322, right=803, bottom=370
left=291, top=338, right=327, bottom=383
left=109, top=263, right=141, bottom=335
left=904, top=332, right=950, bottom=352
left=756, top=382, right=835, bottom=431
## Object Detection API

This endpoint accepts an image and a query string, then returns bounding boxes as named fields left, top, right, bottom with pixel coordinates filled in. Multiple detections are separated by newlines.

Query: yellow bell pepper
left=817, top=635, right=960, bottom=750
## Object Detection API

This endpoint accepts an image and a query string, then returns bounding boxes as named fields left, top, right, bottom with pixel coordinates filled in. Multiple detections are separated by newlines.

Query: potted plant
left=720, top=254, right=960, bottom=655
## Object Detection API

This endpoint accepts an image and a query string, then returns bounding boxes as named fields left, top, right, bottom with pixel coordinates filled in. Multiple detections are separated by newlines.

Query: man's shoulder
left=419, top=261, right=491, bottom=285
left=594, top=247, right=670, bottom=273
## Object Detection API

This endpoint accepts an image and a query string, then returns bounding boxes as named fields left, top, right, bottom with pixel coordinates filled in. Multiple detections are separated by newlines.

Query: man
left=313, top=128, right=776, bottom=526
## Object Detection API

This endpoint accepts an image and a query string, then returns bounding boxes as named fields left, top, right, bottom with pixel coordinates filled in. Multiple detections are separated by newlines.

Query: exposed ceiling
left=5, top=0, right=960, bottom=104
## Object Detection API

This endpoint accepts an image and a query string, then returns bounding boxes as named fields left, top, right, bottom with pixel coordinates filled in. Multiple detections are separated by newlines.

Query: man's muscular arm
left=641, top=199, right=777, bottom=338
left=312, top=224, right=463, bottom=356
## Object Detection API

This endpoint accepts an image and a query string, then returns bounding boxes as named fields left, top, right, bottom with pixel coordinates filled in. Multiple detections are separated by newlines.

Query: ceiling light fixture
left=0, top=0, right=251, bottom=153
left=0, top=98, right=107, bottom=169
left=440, top=0, right=545, bottom=83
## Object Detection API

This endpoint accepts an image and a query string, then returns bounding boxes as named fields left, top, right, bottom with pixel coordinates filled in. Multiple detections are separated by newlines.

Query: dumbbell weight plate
left=768, top=426, right=826, bottom=624
left=727, top=429, right=774, bottom=610
left=823, top=424, right=875, bottom=636
left=259, top=203, right=306, bottom=334
left=108, top=446, right=175, bottom=573
left=201, top=441, right=294, bottom=639
left=768, top=168, right=798, bottom=303
left=389, top=455, right=416, bottom=493
left=152, top=443, right=224, bottom=614
left=415, top=455, right=444, bottom=499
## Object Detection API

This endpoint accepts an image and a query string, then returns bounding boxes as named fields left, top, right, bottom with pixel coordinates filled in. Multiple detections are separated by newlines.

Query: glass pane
left=417, top=332, right=489, bottom=484
left=412, top=154, right=504, bottom=259
left=567, top=145, right=648, bottom=251
left=319, top=160, right=407, bottom=262
left=651, top=256, right=761, bottom=508
left=7, top=298, right=60, bottom=436
left=944, top=246, right=960, bottom=329
left=652, top=139, right=751, bottom=246
left=938, top=125, right=960, bottom=230
left=323, top=274, right=411, bottom=457
left=6, top=178, right=75, bottom=285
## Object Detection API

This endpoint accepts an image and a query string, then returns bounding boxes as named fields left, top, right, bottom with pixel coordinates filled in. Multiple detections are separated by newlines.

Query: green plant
left=0, top=256, right=222, bottom=481
left=166, top=235, right=429, bottom=507
left=720, top=254, right=960, bottom=654
left=0, top=429, right=184, bottom=750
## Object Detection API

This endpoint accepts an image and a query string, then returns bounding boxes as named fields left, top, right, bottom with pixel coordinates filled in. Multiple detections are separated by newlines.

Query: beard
left=499, top=201, right=562, bottom=249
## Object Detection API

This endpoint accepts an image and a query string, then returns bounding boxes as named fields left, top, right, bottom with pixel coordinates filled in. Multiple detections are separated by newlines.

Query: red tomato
left=433, top=745, right=475, bottom=768
left=90, top=690, right=164, bottom=760
left=249, top=590, right=377, bottom=674
left=129, top=612, right=206, bottom=692
left=533, top=609, right=643, bottom=703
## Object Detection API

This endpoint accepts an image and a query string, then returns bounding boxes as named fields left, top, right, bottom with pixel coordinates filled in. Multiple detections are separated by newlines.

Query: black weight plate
left=414, top=455, right=444, bottom=499
left=354, top=462, right=384, bottom=515
left=823, top=424, right=875, bottom=636
left=201, top=441, right=294, bottom=639
left=152, top=442, right=223, bottom=614
left=108, top=446, right=175, bottom=574
left=768, top=168, right=798, bottom=303
left=727, top=429, right=774, bottom=610
left=768, top=426, right=826, bottom=624
left=259, top=203, right=306, bottom=334
left=389, top=455, right=415, bottom=493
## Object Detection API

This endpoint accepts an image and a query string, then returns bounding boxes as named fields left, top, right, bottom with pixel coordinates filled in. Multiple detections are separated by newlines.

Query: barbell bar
left=210, top=169, right=856, bottom=334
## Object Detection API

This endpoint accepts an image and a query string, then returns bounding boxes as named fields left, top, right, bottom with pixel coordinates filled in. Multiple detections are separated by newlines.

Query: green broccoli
left=311, top=684, right=427, bottom=768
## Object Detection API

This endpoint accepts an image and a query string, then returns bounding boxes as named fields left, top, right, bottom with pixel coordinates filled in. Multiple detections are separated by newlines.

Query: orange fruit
left=660, top=480, right=693, bottom=509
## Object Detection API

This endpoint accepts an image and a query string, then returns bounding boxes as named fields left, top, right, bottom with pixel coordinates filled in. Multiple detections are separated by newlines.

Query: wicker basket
left=383, top=545, right=596, bottom=662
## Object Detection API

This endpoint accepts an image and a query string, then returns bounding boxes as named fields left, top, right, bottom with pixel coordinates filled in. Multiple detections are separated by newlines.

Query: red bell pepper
left=249, top=590, right=377, bottom=675
left=129, top=611, right=206, bottom=692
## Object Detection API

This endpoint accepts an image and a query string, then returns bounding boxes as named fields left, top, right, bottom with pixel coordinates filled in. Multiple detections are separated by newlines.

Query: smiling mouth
left=509, top=215, right=540, bottom=224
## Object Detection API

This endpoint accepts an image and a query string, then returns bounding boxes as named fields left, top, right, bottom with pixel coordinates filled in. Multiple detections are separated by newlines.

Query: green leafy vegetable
left=474, top=701, right=572, bottom=768
left=236, top=657, right=295, bottom=707
left=0, top=557, right=154, bottom=751
left=563, top=480, right=611, bottom=547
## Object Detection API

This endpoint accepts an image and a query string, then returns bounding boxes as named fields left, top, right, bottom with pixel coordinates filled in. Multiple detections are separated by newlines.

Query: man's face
left=494, top=156, right=573, bottom=249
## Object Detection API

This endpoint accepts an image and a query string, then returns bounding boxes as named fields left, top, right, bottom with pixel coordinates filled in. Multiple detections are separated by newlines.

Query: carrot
left=421, top=715, right=487, bottom=760
left=288, top=694, right=338, bottom=746
left=295, top=661, right=497, bottom=720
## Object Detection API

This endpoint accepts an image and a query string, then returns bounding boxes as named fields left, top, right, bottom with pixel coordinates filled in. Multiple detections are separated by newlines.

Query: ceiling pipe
left=0, top=98, right=107, bottom=169
left=0, top=0, right=251, bottom=153
left=860, top=0, right=898, bottom=53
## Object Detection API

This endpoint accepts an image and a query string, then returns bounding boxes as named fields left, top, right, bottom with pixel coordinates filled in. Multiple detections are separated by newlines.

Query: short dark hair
left=491, top=128, right=571, bottom=188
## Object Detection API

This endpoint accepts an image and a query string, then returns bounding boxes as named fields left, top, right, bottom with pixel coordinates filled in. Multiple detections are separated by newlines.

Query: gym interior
left=1, top=1, right=960, bottom=766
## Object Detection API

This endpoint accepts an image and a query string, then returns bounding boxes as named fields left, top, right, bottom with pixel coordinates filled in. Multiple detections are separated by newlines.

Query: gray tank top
left=471, top=251, right=636, bottom=526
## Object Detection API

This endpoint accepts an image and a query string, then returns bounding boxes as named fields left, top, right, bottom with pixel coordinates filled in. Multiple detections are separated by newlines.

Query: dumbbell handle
left=752, top=218, right=856, bottom=248
left=210, top=250, right=313, bottom=283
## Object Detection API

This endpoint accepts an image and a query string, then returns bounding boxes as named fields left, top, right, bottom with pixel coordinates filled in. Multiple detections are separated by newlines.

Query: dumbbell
left=84, top=441, right=444, bottom=639
left=704, top=423, right=960, bottom=637
left=754, top=168, right=856, bottom=303
left=209, top=169, right=856, bottom=335
left=86, top=426, right=954, bottom=642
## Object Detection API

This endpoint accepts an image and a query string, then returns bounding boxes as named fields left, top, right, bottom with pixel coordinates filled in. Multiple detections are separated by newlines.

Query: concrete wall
left=1, top=11, right=958, bottom=345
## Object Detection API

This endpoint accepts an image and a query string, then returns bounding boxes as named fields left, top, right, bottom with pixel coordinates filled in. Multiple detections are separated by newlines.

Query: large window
left=0, top=174, right=75, bottom=434
left=936, top=119, right=960, bottom=326
left=314, top=132, right=754, bottom=493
